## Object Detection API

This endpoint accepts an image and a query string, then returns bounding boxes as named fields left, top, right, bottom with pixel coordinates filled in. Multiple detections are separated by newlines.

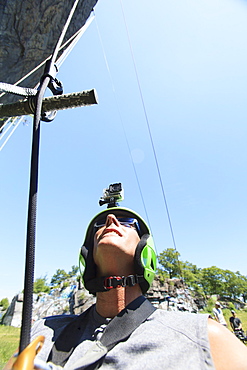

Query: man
left=212, top=301, right=227, bottom=326
left=229, top=310, right=242, bottom=332
left=18, top=205, right=247, bottom=369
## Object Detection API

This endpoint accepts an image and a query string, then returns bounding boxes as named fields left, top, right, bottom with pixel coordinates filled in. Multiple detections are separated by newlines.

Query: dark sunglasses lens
left=94, top=218, right=107, bottom=228
left=94, top=217, right=140, bottom=233
left=118, top=217, right=135, bottom=223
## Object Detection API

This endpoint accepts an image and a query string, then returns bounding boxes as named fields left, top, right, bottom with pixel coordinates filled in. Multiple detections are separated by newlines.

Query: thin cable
left=0, top=118, right=24, bottom=151
left=119, top=0, right=178, bottom=253
left=94, top=12, right=154, bottom=242
left=0, top=118, right=16, bottom=140
left=56, top=16, right=95, bottom=68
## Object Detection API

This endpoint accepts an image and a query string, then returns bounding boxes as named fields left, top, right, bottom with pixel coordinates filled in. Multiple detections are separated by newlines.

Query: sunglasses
left=94, top=217, right=140, bottom=234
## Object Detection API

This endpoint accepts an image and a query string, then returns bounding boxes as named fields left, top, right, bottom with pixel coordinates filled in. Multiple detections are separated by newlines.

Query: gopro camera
left=99, top=183, right=124, bottom=208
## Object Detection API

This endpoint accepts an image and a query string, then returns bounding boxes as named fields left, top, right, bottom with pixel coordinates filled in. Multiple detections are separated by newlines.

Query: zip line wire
left=118, top=0, right=184, bottom=278
left=94, top=12, right=154, bottom=244
left=0, top=117, right=25, bottom=151
left=118, top=1, right=178, bottom=251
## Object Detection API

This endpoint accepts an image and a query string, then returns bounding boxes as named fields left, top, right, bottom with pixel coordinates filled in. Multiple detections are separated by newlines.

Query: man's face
left=93, top=214, right=140, bottom=276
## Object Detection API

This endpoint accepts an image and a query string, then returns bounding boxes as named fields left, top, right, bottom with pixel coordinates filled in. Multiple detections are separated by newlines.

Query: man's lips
left=99, top=227, right=123, bottom=240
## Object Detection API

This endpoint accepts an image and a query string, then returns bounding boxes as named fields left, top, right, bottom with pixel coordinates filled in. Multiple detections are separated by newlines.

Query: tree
left=33, top=277, right=50, bottom=294
left=223, top=269, right=241, bottom=299
left=200, top=266, right=225, bottom=296
left=68, top=265, right=79, bottom=278
left=235, top=272, right=247, bottom=302
left=181, top=261, right=204, bottom=296
left=158, top=248, right=182, bottom=279
left=50, top=269, right=69, bottom=287
left=0, top=298, right=9, bottom=310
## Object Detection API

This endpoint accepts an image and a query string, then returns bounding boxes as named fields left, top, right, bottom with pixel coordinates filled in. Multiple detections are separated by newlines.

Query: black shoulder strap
left=101, top=295, right=155, bottom=351
left=47, top=306, right=93, bottom=367
left=48, top=296, right=156, bottom=369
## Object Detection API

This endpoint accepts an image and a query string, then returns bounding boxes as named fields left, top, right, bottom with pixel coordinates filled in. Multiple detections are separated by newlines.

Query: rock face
left=0, top=0, right=98, bottom=128
left=2, top=277, right=201, bottom=327
left=146, top=277, right=200, bottom=312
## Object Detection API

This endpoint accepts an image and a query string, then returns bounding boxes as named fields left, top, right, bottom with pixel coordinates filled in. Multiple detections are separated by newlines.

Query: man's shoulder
left=149, top=308, right=209, bottom=332
left=32, top=314, right=77, bottom=333
left=43, top=314, right=77, bottom=323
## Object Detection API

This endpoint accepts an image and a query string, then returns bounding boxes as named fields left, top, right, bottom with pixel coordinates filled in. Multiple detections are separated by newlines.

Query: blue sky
left=1, top=0, right=247, bottom=301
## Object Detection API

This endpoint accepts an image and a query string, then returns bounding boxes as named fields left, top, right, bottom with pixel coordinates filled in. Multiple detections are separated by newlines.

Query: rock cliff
left=0, top=0, right=98, bottom=129
left=2, top=277, right=203, bottom=327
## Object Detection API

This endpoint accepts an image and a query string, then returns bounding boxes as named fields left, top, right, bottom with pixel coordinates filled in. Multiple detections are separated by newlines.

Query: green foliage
left=0, top=298, right=9, bottom=311
left=156, top=269, right=169, bottom=282
left=63, top=305, right=69, bottom=313
left=50, top=269, right=69, bottom=287
left=181, top=261, right=204, bottom=296
left=203, top=297, right=215, bottom=314
left=158, top=248, right=182, bottom=278
left=157, top=248, right=247, bottom=300
left=235, top=272, right=247, bottom=302
left=68, top=265, right=79, bottom=278
left=79, top=292, right=86, bottom=301
left=227, top=302, right=236, bottom=311
left=200, top=266, right=225, bottom=295
left=33, top=277, right=50, bottom=294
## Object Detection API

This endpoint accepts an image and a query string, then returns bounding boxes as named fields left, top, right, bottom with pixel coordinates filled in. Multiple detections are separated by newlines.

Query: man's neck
left=95, top=285, right=143, bottom=318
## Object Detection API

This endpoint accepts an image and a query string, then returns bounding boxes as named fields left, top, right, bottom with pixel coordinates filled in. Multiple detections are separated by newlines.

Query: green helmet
left=79, top=206, right=156, bottom=294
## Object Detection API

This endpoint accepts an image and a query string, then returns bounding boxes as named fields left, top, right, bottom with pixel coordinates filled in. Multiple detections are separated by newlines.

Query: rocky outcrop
left=2, top=277, right=202, bottom=327
left=0, top=0, right=98, bottom=129
left=146, top=277, right=200, bottom=312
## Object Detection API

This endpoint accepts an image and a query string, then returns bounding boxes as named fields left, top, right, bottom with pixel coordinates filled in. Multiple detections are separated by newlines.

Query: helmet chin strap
left=85, top=274, right=145, bottom=294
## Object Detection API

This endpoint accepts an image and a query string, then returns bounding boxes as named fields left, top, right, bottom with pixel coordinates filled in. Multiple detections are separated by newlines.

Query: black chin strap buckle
left=104, top=276, right=122, bottom=290
left=103, top=275, right=140, bottom=290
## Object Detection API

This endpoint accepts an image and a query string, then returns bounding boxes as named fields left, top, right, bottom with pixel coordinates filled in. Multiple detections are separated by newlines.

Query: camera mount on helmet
left=80, top=182, right=157, bottom=294
left=99, top=183, right=124, bottom=208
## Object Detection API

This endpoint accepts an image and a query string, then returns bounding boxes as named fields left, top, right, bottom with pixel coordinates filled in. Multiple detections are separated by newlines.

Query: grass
left=0, top=325, right=20, bottom=369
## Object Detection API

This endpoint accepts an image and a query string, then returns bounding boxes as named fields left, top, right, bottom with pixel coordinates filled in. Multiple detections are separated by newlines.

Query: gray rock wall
left=2, top=277, right=201, bottom=327
left=0, top=0, right=98, bottom=129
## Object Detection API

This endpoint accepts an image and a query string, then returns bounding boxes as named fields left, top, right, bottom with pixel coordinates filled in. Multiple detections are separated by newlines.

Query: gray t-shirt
left=31, top=305, right=214, bottom=369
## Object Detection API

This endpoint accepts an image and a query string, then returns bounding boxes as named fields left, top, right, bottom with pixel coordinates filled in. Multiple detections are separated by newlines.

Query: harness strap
left=48, top=296, right=156, bottom=369
left=86, top=274, right=145, bottom=294
left=47, top=308, right=92, bottom=367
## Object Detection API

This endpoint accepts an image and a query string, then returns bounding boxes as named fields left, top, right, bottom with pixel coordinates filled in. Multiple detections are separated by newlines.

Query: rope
left=0, top=82, right=37, bottom=97
left=94, top=12, right=154, bottom=245
left=0, top=16, right=94, bottom=100
left=19, top=0, right=81, bottom=353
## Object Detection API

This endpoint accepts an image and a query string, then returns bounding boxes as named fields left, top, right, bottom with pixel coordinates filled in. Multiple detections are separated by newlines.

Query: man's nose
left=105, top=214, right=120, bottom=227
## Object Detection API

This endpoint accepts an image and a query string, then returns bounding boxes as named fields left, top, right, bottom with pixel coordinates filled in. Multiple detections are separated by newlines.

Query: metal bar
left=0, top=89, right=98, bottom=118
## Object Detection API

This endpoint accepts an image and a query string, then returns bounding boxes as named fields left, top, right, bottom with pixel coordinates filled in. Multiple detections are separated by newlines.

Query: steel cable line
left=94, top=12, right=154, bottom=246
left=119, top=0, right=184, bottom=278
left=0, top=117, right=25, bottom=151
